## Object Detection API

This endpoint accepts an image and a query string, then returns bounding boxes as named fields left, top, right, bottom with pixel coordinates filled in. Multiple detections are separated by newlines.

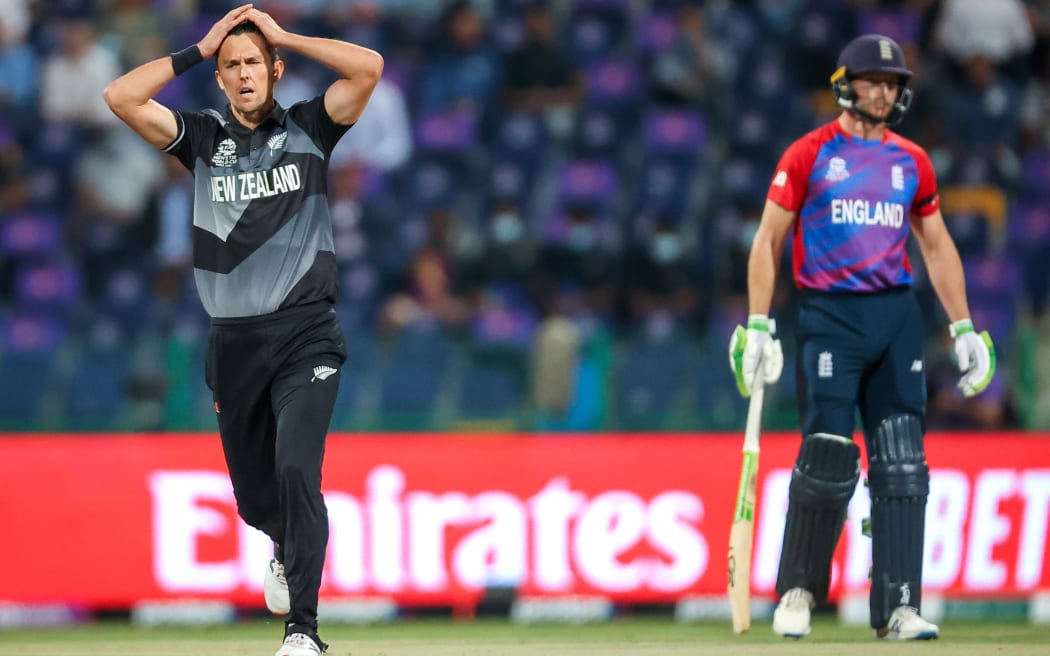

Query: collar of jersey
left=831, top=118, right=889, bottom=146
left=221, top=102, right=288, bottom=133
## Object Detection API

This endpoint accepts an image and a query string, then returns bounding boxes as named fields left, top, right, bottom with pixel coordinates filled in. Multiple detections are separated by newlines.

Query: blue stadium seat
left=613, top=333, right=692, bottom=430
left=376, top=325, right=455, bottom=429
left=0, top=313, right=64, bottom=429
left=61, top=346, right=132, bottom=430
left=459, top=361, right=523, bottom=419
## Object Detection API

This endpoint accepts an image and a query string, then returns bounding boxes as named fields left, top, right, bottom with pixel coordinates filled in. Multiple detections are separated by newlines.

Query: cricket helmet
left=830, top=34, right=914, bottom=125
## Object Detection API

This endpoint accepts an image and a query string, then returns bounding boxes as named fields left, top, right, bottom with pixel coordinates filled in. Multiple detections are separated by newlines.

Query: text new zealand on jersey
left=209, top=163, right=302, bottom=202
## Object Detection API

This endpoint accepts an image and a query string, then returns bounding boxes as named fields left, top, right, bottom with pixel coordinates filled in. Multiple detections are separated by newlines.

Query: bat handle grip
left=743, top=376, right=764, bottom=452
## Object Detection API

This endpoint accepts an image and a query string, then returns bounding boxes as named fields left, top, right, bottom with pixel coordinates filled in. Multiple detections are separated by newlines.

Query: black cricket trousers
left=206, top=300, right=346, bottom=629
left=797, top=286, right=927, bottom=440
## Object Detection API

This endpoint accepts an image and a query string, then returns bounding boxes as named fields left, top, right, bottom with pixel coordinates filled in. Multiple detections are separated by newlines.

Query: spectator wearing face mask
left=536, top=203, right=619, bottom=321
left=621, top=214, right=703, bottom=333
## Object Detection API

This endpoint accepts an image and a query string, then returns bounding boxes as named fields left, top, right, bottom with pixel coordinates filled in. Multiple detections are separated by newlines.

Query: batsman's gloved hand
left=950, top=318, right=996, bottom=397
left=729, top=314, right=784, bottom=398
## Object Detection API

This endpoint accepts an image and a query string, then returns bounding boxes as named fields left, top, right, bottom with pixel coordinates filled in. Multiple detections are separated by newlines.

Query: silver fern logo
left=311, top=365, right=337, bottom=382
left=267, top=131, right=287, bottom=154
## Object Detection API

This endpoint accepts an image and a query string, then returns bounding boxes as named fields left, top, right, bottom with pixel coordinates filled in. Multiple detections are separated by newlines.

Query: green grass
left=0, top=617, right=1045, bottom=655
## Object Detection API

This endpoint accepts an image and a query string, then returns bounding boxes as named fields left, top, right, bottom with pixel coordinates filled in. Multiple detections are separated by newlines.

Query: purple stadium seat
left=14, top=262, right=82, bottom=310
left=415, top=111, right=478, bottom=153
left=582, top=59, right=641, bottom=105
left=1020, top=148, right=1050, bottom=199
left=962, top=255, right=1023, bottom=300
left=1007, top=203, right=1050, bottom=252
left=643, top=108, right=707, bottom=155
left=0, top=313, right=65, bottom=354
left=857, top=7, right=922, bottom=45
left=558, top=160, right=618, bottom=206
left=0, top=212, right=61, bottom=257
left=635, top=13, right=677, bottom=54
left=380, top=59, right=415, bottom=96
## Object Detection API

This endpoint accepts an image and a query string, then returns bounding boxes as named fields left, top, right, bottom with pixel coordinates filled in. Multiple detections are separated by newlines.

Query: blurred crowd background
left=0, top=0, right=1048, bottom=434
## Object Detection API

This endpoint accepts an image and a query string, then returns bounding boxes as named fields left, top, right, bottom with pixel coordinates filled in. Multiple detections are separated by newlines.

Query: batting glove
left=729, top=314, right=784, bottom=398
left=950, top=318, right=996, bottom=397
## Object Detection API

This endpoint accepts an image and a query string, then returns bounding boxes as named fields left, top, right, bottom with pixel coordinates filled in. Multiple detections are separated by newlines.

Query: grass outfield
left=0, top=616, right=1045, bottom=655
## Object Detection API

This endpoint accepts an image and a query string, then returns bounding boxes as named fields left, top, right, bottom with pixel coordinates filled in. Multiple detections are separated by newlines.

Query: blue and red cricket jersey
left=766, top=120, right=940, bottom=292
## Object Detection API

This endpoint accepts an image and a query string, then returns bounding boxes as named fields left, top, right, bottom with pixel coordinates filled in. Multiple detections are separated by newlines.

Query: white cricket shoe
left=264, top=558, right=290, bottom=615
left=275, top=632, right=327, bottom=656
left=875, top=606, right=939, bottom=640
left=772, top=587, right=814, bottom=638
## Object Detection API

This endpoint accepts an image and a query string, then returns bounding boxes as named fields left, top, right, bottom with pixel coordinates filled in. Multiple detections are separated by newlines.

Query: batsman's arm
left=910, top=209, right=971, bottom=323
left=747, top=200, right=796, bottom=317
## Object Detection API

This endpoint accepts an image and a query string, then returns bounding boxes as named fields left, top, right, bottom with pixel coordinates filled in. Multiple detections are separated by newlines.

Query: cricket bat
left=728, top=375, right=764, bottom=633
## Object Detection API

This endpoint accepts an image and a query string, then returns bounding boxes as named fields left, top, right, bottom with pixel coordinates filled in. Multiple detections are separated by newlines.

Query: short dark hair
left=222, top=21, right=279, bottom=66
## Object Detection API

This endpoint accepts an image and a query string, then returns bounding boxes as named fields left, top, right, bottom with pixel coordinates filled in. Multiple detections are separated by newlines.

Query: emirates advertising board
left=0, top=433, right=1048, bottom=608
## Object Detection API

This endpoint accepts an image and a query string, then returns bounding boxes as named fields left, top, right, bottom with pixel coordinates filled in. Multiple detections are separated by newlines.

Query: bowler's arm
left=248, top=8, right=383, bottom=126
left=103, top=57, right=180, bottom=149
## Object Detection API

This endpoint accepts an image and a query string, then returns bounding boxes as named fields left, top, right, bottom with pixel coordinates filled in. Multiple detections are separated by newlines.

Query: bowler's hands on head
left=246, top=8, right=290, bottom=48
left=198, top=4, right=254, bottom=58
left=729, top=315, right=784, bottom=398
left=950, top=319, right=996, bottom=397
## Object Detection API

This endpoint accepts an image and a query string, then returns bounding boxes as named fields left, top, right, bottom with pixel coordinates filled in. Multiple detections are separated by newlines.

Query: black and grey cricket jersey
left=164, top=96, right=350, bottom=318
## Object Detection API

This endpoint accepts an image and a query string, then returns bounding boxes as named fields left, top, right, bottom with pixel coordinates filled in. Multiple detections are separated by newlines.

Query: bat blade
left=728, top=380, right=764, bottom=634
left=728, top=448, right=758, bottom=633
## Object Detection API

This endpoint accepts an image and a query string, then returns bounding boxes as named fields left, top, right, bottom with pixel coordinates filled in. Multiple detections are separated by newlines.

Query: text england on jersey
left=830, top=199, right=904, bottom=228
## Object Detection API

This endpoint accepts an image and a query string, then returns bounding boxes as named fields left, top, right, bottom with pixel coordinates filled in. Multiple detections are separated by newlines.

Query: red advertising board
left=0, top=433, right=1047, bottom=608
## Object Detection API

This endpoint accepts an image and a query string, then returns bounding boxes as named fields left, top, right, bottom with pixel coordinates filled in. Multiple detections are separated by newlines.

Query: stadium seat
left=0, top=212, right=62, bottom=259
left=613, top=332, right=692, bottom=430
left=0, top=314, right=65, bottom=429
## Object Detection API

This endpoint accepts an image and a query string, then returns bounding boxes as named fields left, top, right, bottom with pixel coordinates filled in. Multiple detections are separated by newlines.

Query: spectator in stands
left=941, top=53, right=1023, bottom=184
left=379, top=243, right=472, bottom=337
left=649, top=4, right=729, bottom=115
left=465, top=196, right=545, bottom=317
left=502, top=3, right=581, bottom=139
left=41, top=15, right=121, bottom=129
left=621, top=213, right=703, bottom=333
left=419, top=1, right=501, bottom=126
left=933, top=0, right=1034, bottom=82
left=152, top=155, right=194, bottom=302
left=0, top=123, right=28, bottom=213
left=0, top=13, right=38, bottom=135
left=100, top=0, right=170, bottom=69
left=330, top=75, right=412, bottom=173
left=537, top=203, right=619, bottom=322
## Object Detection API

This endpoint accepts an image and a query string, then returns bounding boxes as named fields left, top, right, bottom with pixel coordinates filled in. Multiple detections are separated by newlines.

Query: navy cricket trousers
left=796, top=286, right=927, bottom=440
left=205, top=301, right=346, bottom=630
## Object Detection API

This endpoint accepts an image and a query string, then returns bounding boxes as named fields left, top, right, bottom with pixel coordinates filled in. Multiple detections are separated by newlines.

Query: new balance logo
left=311, top=365, right=337, bottom=382
left=911, top=359, right=923, bottom=372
